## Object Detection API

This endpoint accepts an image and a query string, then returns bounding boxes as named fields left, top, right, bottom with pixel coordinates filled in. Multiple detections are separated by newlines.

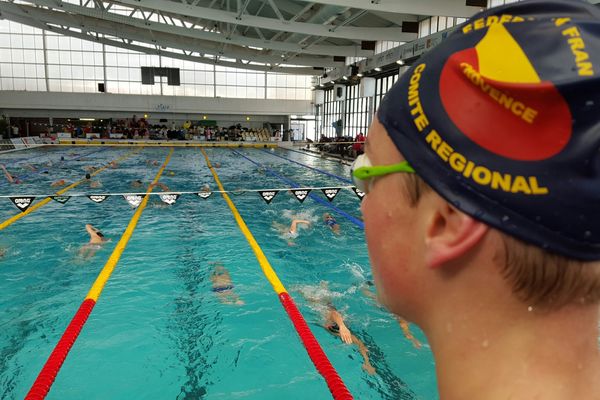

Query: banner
left=9, top=196, right=35, bottom=212
left=88, top=195, right=108, bottom=203
left=321, top=188, right=341, bottom=202
left=352, top=187, right=365, bottom=200
left=51, top=196, right=71, bottom=204
left=159, top=193, right=179, bottom=205
left=123, top=194, right=143, bottom=208
left=292, top=189, right=311, bottom=203
left=258, top=190, right=278, bottom=204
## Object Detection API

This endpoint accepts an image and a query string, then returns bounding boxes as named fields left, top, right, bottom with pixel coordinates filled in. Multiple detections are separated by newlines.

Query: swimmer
left=85, top=173, right=102, bottom=188
left=210, top=262, right=244, bottom=305
left=200, top=184, right=211, bottom=193
left=361, top=282, right=422, bottom=349
left=108, top=161, right=118, bottom=169
left=0, top=247, right=6, bottom=258
left=146, top=159, right=160, bottom=166
left=167, top=170, right=175, bottom=176
left=50, top=179, right=67, bottom=187
left=23, top=163, right=37, bottom=172
left=273, top=218, right=311, bottom=245
left=323, top=213, right=341, bottom=234
left=213, top=162, right=221, bottom=168
left=83, top=165, right=98, bottom=173
left=131, top=179, right=143, bottom=188
left=79, top=224, right=108, bottom=259
left=297, top=281, right=375, bottom=375
left=1, top=164, right=21, bottom=184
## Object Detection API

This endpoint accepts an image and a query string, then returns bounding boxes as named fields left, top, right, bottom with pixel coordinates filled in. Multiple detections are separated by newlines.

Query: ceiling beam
left=292, top=0, right=484, bottom=18
left=17, top=0, right=370, bottom=57
left=107, top=0, right=415, bottom=40
left=0, top=5, right=318, bottom=74
left=0, top=2, right=340, bottom=67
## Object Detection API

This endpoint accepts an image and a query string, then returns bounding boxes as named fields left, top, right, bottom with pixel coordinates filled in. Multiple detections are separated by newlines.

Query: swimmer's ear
left=424, top=200, right=488, bottom=269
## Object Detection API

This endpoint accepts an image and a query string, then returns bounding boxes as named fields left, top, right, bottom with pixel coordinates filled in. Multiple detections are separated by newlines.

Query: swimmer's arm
left=398, top=317, right=422, bottom=349
left=329, top=309, right=352, bottom=344
left=290, top=219, right=311, bottom=232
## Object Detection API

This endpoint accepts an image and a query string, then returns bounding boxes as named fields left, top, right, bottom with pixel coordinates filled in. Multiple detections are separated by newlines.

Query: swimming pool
left=0, top=145, right=437, bottom=399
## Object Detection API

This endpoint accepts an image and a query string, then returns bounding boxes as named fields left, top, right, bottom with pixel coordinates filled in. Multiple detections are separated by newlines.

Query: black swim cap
left=85, top=173, right=91, bottom=179
left=378, top=0, right=600, bottom=260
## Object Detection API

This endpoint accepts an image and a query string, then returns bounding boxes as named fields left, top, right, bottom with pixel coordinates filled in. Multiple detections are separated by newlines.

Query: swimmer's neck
left=426, top=301, right=600, bottom=400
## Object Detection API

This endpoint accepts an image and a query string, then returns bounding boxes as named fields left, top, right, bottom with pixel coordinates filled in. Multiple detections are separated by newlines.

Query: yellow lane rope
left=199, top=148, right=286, bottom=294
left=0, top=148, right=141, bottom=231
left=86, top=148, right=173, bottom=301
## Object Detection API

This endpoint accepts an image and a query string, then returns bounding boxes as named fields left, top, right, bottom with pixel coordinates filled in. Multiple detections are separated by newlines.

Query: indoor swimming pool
left=0, top=145, right=437, bottom=399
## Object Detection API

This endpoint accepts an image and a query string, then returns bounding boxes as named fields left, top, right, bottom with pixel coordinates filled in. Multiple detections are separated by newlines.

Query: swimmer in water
left=1, top=164, right=21, bottom=184
left=323, top=213, right=341, bottom=235
left=361, top=281, right=422, bottom=349
left=146, top=160, right=160, bottom=166
left=23, top=163, right=37, bottom=172
left=131, top=179, right=143, bottom=188
left=297, top=281, right=375, bottom=375
left=79, top=224, right=108, bottom=259
left=108, top=161, right=118, bottom=169
left=210, top=262, right=244, bottom=305
left=51, top=179, right=67, bottom=187
left=273, top=218, right=311, bottom=245
left=85, top=173, right=102, bottom=188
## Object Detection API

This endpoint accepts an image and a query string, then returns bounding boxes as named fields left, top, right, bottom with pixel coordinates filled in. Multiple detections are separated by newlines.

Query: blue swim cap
left=378, top=0, right=600, bottom=260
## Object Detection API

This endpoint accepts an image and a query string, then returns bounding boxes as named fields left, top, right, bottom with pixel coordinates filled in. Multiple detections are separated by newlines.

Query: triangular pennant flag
left=197, top=191, right=212, bottom=199
left=292, top=189, right=311, bottom=203
left=9, top=196, right=35, bottom=212
left=159, top=193, right=179, bottom=205
left=258, top=190, right=278, bottom=204
left=123, top=194, right=143, bottom=208
left=88, top=195, right=108, bottom=203
left=51, top=196, right=71, bottom=204
left=321, top=188, right=341, bottom=202
left=352, top=187, right=366, bottom=200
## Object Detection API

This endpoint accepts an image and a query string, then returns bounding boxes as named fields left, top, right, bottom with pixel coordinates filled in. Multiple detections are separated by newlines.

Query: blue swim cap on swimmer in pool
left=378, top=0, right=600, bottom=261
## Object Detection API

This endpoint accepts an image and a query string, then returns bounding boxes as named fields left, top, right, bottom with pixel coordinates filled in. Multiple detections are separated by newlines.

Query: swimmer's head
left=85, top=173, right=91, bottom=180
left=376, top=1, right=600, bottom=261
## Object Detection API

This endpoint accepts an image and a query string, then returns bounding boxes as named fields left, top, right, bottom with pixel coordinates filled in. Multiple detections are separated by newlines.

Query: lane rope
left=200, top=148, right=353, bottom=400
left=232, top=149, right=364, bottom=229
left=25, top=148, right=174, bottom=400
left=0, top=148, right=139, bottom=231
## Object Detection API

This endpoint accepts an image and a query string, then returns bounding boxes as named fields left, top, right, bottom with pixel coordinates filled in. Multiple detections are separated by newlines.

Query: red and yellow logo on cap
left=440, top=24, right=572, bottom=161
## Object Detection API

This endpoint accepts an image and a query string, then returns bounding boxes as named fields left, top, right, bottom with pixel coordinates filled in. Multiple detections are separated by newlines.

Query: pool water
left=0, top=146, right=438, bottom=400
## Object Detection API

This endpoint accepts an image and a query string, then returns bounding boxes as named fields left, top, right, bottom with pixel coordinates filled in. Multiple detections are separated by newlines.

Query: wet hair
left=96, top=231, right=104, bottom=238
left=403, top=174, right=600, bottom=309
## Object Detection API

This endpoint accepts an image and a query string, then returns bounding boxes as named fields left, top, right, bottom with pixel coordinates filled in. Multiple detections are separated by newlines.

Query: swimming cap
left=378, top=0, right=600, bottom=261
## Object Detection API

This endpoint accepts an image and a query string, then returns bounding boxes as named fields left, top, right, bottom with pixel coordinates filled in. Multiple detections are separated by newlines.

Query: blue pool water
left=0, top=146, right=438, bottom=399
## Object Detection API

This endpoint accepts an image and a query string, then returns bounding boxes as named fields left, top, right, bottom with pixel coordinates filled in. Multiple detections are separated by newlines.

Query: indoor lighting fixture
left=396, top=60, right=405, bottom=65
left=357, top=73, right=363, bottom=77
left=342, top=76, right=348, bottom=80
left=80, top=118, right=95, bottom=121
left=290, top=115, right=298, bottom=119
left=374, top=67, right=382, bottom=72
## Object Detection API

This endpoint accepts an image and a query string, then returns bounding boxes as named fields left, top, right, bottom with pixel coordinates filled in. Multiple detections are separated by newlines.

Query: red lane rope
left=25, top=298, right=96, bottom=400
left=279, top=292, right=353, bottom=400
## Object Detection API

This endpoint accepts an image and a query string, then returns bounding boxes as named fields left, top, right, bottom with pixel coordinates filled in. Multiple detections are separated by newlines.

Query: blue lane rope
left=0, top=147, right=111, bottom=187
left=260, top=148, right=352, bottom=184
left=279, top=147, right=352, bottom=166
left=232, top=149, right=364, bottom=229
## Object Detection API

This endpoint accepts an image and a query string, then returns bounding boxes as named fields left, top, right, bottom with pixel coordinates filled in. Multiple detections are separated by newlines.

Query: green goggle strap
left=353, top=161, right=415, bottom=180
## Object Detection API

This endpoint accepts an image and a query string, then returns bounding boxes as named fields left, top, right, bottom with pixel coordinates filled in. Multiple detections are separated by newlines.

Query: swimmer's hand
left=339, top=325, right=352, bottom=344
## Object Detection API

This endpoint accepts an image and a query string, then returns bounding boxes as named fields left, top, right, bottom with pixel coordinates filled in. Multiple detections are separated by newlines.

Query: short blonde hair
left=403, top=174, right=600, bottom=309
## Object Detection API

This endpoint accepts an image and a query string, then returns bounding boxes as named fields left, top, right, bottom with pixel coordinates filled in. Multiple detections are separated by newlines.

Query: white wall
left=0, top=92, right=312, bottom=125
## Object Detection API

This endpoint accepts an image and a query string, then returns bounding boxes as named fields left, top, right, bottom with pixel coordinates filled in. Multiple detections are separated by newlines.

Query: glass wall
left=0, top=19, right=313, bottom=100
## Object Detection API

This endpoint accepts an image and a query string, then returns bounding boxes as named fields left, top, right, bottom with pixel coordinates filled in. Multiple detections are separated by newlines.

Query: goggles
left=351, top=154, right=415, bottom=194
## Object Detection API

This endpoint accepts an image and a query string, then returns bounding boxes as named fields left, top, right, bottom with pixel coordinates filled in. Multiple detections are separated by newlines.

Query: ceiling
left=0, top=0, right=485, bottom=74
